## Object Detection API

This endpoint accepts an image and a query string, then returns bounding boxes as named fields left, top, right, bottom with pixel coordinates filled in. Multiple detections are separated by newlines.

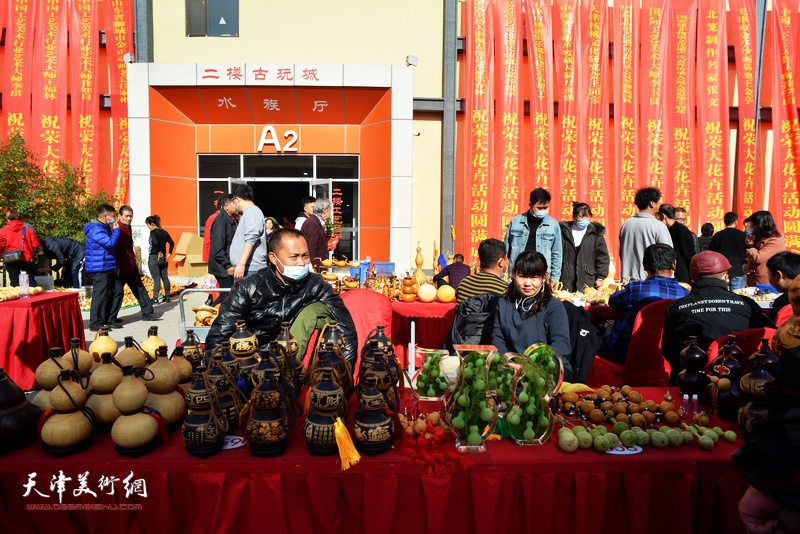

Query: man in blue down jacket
left=84, top=204, right=120, bottom=331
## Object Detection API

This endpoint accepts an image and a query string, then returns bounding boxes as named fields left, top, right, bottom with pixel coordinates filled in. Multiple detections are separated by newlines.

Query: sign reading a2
left=257, top=125, right=298, bottom=153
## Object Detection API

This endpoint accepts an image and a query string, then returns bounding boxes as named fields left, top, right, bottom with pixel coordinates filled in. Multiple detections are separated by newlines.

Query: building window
left=187, top=0, right=239, bottom=37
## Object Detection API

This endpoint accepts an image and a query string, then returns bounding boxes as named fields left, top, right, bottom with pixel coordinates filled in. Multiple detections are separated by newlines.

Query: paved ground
left=81, top=277, right=215, bottom=350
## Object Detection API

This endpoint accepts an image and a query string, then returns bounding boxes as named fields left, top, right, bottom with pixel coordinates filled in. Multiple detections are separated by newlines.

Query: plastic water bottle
left=19, top=273, right=30, bottom=299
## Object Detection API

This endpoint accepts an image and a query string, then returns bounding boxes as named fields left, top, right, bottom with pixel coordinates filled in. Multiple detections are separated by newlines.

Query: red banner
left=553, top=0, right=579, bottom=221
left=770, top=0, right=800, bottom=251
left=576, top=0, right=611, bottom=231
left=70, top=0, right=99, bottom=190
left=495, top=0, right=522, bottom=233
left=3, top=0, right=36, bottom=138
left=524, top=0, right=554, bottom=201
left=663, top=0, right=697, bottom=229
left=696, top=0, right=730, bottom=229
left=730, top=0, right=760, bottom=220
left=612, top=0, right=639, bottom=226
left=639, top=0, right=668, bottom=191
left=464, top=0, right=494, bottom=262
left=32, top=0, right=69, bottom=178
left=103, top=0, right=133, bottom=206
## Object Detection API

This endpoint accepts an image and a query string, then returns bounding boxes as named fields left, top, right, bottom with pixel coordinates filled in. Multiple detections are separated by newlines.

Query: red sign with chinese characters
left=464, top=0, right=494, bottom=263
left=640, top=0, right=668, bottom=192
left=32, top=0, right=68, bottom=178
left=730, top=0, right=760, bottom=220
left=663, top=0, right=697, bottom=228
left=495, top=0, right=522, bottom=233
left=553, top=0, right=579, bottom=221
left=696, top=0, right=730, bottom=229
left=70, top=0, right=99, bottom=189
left=612, top=0, right=639, bottom=226
left=770, top=0, right=800, bottom=250
left=3, top=0, right=35, bottom=137
left=524, top=0, right=554, bottom=202
left=577, top=0, right=613, bottom=238
left=103, top=0, right=133, bottom=206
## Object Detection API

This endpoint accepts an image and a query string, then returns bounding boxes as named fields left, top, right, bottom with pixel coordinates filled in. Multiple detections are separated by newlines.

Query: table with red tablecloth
left=0, top=387, right=749, bottom=534
left=391, top=300, right=456, bottom=373
left=0, top=292, right=85, bottom=390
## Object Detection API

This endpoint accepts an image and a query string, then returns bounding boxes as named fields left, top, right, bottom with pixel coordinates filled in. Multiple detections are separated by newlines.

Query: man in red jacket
left=0, top=210, right=40, bottom=286
left=109, top=205, right=160, bottom=327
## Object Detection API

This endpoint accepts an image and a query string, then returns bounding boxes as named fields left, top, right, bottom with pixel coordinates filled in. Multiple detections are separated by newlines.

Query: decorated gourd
left=182, top=366, right=226, bottom=458
left=353, top=375, right=394, bottom=455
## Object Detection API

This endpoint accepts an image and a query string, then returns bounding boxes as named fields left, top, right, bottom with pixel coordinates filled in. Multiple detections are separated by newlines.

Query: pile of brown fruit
left=558, top=385, right=681, bottom=427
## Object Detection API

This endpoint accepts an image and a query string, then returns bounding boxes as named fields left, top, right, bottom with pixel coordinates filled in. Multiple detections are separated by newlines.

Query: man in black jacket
left=658, top=204, right=696, bottom=284
left=208, top=194, right=238, bottom=304
left=661, top=251, right=775, bottom=384
left=206, top=228, right=358, bottom=366
left=709, top=211, right=747, bottom=290
left=40, top=236, right=85, bottom=288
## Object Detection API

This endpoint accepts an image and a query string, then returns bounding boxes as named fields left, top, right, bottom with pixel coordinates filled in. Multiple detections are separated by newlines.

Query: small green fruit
left=593, top=435, right=610, bottom=452
left=667, top=429, right=683, bottom=447
left=713, top=426, right=724, bottom=436
left=605, top=433, right=619, bottom=449
left=613, top=422, right=629, bottom=436
left=650, top=432, right=669, bottom=449
left=723, top=430, right=737, bottom=443
left=681, top=431, right=694, bottom=445
left=703, top=429, right=719, bottom=443
left=558, top=432, right=579, bottom=453
left=557, top=427, right=574, bottom=438
left=636, top=431, right=650, bottom=447
left=698, top=435, right=714, bottom=450
left=620, top=430, right=637, bottom=447
left=577, top=432, right=594, bottom=449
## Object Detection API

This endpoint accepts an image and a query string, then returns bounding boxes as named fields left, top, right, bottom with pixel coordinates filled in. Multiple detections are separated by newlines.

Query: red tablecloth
left=0, top=388, right=748, bottom=534
left=0, top=292, right=85, bottom=390
left=390, top=300, right=456, bottom=367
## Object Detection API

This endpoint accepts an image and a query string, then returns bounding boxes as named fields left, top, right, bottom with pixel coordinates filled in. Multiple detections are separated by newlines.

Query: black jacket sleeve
left=594, top=235, right=610, bottom=281
left=210, top=215, right=234, bottom=272
left=165, top=231, right=175, bottom=255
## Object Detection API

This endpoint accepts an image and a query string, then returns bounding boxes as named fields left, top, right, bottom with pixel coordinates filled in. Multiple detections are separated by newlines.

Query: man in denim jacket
left=503, top=188, right=562, bottom=282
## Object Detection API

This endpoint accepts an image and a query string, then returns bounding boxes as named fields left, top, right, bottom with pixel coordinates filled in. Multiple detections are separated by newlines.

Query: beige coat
left=745, top=236, right=786, bottom=286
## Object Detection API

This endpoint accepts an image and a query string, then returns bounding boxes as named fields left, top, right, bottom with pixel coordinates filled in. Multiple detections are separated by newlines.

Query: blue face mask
left=533, top=210, right=548, bottom=219
left=575, top=218, right=590, bottom=230
left=107, top=217, right=117, bottom=226
left=274, top=256, right=310, bottom=282
left=745, top=227, right=754, bottom=237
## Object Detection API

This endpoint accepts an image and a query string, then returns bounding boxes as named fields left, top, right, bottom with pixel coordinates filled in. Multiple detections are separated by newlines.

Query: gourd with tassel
left=111, top=366, right=166, bottom=457
left=88, top=326, right=118, bottom=361
left=40, top=369, right=94, bottom=457
left=229, top=320, right=259, bottom=394
left=85, top=353, right=123, bottom=431
left=32, top=348, right=73, bottom=412
left=353, top=375, right=394, bottom=456
left=246, top=369, right=292, bottom=457
left=179, top=329, right=204, bottom=370
left=64, top=338, right=93, bottom=374
left=116, top=336, right=147, bottom=368
left=206, top=351, right=246, bottom=432
left=304, top=367, right=345, bottom=456
left=145, top=346, right=186, bottom=432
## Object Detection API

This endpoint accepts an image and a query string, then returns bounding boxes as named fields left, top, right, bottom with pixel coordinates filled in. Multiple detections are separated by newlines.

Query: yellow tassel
left=303, top=390, right=312, bottom=415
left=334, top=417, right=361, bottom=471
left=238, top=399, right=253, bottom=430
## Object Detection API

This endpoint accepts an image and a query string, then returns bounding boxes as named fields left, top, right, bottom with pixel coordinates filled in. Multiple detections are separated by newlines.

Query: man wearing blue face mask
left=84, top=204, right=121, bottom=332
left=205, top=228, right=358, bottom=366
left=503, top=188, right=562, bottom=284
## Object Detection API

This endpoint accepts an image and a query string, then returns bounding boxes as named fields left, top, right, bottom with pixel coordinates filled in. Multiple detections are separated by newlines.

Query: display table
left=0, top=292, right=85, bottom=390
left=0, top=388, right=748, bottom=534
left=391, top=300, right=456, bottom=373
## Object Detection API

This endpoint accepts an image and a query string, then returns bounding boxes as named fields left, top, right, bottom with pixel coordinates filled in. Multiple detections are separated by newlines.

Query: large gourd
left=85, top=352, right=123, bottom=430
left=65, top=338, right=93, bottom=374
left=0, top=367, right=42, bottom=454
left=116, top=336, right=147, bottom=368
left=111, top=366, right=159, bottom=457
left=140, top=326, right=166, bottom=362
left=32, top=348, right=73, bottom=412
left=145, top=346, right=186, bottom=432
left=41, top=369, right=94, bottom=457
left=89, top=327, right=118, bottom=361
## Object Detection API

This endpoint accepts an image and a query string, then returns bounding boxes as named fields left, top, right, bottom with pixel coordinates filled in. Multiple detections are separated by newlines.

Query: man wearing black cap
left=661, top=251, right=775, bottom=384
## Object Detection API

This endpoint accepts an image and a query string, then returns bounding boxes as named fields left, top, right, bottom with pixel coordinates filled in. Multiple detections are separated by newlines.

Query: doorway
left=250, top=181, right=309, bottom=229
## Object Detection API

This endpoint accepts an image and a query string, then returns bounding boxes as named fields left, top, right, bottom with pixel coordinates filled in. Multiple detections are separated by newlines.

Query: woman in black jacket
left=558, top=202, right=610, bottom=292
left=145, top=216, right=175, bottom=303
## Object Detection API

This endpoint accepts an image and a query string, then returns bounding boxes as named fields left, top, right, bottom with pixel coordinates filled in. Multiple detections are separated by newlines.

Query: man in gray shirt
left=619, top=187, right=673, bottom=281
left=230, top=184, right=268, bottom=279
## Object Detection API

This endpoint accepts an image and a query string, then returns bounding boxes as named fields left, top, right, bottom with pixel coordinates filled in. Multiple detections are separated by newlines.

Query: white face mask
left=274, top=255, right=310, bottom=282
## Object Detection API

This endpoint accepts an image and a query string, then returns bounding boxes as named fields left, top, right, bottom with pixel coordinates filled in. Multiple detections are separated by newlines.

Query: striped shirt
left=455, top=271, right=508, bottom=305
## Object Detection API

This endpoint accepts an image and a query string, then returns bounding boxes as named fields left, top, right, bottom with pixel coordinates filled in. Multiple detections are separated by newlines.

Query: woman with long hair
left=145, top=215, right=174, bottom=303
left=558, top=201, right=609, bottom=292
left=492, top=250, right=572, bottom=375
left=698, top=223, right=715, bottom=252
left=744, top=211, right=786, bottom=287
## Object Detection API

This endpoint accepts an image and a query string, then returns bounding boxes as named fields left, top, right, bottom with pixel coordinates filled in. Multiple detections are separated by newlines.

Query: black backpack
left=443, top=292, right=501, bottom=352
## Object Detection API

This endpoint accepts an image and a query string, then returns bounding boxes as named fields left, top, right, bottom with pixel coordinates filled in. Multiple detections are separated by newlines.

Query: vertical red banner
left=495, top=0, right=522, bottom=234
left=524, top=0, right=555, bottom=204
left=730, top=0, right=760, bottom=219
left=576, top=0, right=610, bottom=231
left=103, top=0, right=134, bottom=206
left=464, top=0, right=494, bottom=262
left=770, top=1, right=800, bottom=250
left=612, top=0, right=639, bottom=229
left=696, top=0, right=730, bottom=229
left=663, top=0, right=697, bottom=228
left=553, top=0, right=579, bottom=221
left=32, top=0, right=69, bottom=178
left=639, top=0, right=668, bottom=191
left=3, top=0, right=36, bottom=138
left=70, top=0, right=99, bottom=190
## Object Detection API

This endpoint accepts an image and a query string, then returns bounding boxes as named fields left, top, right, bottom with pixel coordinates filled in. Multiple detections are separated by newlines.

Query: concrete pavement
left=81, top=277, right=214, bottom=350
